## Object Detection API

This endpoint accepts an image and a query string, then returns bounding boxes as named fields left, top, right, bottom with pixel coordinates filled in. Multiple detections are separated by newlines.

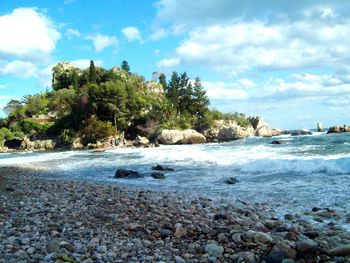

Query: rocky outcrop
left=157, top=129, right=206, bottom=145
left=317, top=122, right=323, bottom=132
left=24, top=139, right=56, bottom=150
left=327, top=125, right=350, bottom=134
left=0, top=146, right=8, bottom=153
left=204, top=120, right=254, bottom=142
left=133, top=136, right=149, bottom=147
left=152, top=165, right=175, bottom=171
left=248, top=116, right=281, bottom=137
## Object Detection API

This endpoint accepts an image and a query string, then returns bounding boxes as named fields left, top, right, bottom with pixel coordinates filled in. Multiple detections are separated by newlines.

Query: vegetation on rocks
left=1, top=60, right=251, bottom=147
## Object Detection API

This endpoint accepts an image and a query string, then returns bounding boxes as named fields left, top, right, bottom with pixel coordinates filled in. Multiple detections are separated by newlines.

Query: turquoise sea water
left=1, top=132, right=350, bottom=225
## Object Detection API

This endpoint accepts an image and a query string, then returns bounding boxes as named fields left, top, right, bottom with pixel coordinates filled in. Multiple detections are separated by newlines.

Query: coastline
left=1, top=166, right=349, bottom=262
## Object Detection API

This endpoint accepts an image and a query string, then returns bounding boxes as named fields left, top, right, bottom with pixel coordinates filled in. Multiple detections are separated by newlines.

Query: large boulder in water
left=133, top=135, right=150, bottom=147
left=291, top=130, right=312, bottom=136
left=248, top=116, right=281, bottom=137
left=115, top=169, right=141, bottom=178
left=157, top=129, right=184, bottom=144
left=182, top=129, right=206, bottom=144
left=205, top=120, right=254, bottom=142
left=156, top=129, right=205, bottom=145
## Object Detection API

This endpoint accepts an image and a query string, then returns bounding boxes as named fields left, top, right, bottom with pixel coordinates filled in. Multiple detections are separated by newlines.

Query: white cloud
left=65, top=28, right=80, bottom=38
left=150, top=27, right=168, bottom=41
left=157, top=58, right=180, bottom=68
left=0, top=60, right=37, bottom=78
left=203, top=81, right=249, bottom=100
left=86, top=33, right=118, bottom=52
left=0, top=7, right=60, bottom=62
left=121, top=26, right=142, bottom=42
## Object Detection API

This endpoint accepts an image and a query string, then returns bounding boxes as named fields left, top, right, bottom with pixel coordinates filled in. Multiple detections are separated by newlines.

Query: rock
left=296, top=238, right=318, bottom=253
left=152, top=164, right=175, bottom=171
left=204, top=119, right=254, bottom=142
left=271, top=140, right=286, bottom=145
left=284, top=214, right=294, bottom=220
left=72, top=138, right=83, bottom=149
left=214, top=214, right=227, bottom=220
left=174, top=227, right=187, bottom=238
left=224, top=177, right=239, bottom=184
left=248, top=116, right=281, bottom=137
left=264, top=242, right=297, bottom=263
left=160, top=229, right=172, bottom=239
left=20, top=237, right=30, bottom=245
left=156, top=129, right=206, bottom=144
left=47, top=239, right=60, bottom=253
left=96, top=245, right=108, bottom=254
left=175, top=256, right=186, bottom=263
left=231, top=233, right=242, bottom=243
left=114, top=169, right=141, bottom=178
left=182, top=129, right=206, bottom=144
left=0, top=146, right=8, bottom=153
left=5, top=187, right=15, bottom=192
left=204, top=243, right=224, bottom=257
left=133, top=135, right=149, bottom=147
left=291, top=130, right=312, bottom=136
left=253, top=232, right=273, bottom=244
left=327, top=125, right=350, bottom=134
left=329, top=244, right=350, bottom=256
left=150, top=172, right=165, bottom=180
left=15, top=249, right=28, bottom=260
left=157, top=129, right=184, bottom=144
left=317, top=122, right=323, bottom=132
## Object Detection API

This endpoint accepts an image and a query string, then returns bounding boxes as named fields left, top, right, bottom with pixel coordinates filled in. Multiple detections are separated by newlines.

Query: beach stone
left=174, top=226, right=187, bottom=238
left=205, top=243, right=224, bottom=257
left=231, top=233, right=242, bottom=243
left=329, top=244, right=350, bottom=256
left=296, top=238, right=318, bottom=253
left=214, top=213, right=227, bottom=220
left=96, top=245, right=107, bottom=253
left=20, top=237, right=30, bottom=245
left=15, top=249, right=28, bottom=260
left=253, top=232, right=273, bottom=244
left=114, top=169, right=141, bottom=178
left=151, top=172, right=165, bottom=179
left=47, top=239, right=60, bottom=253
left=175, top=255, right=186, bottom=263
left=284, top=214, right=294, bottom=220
left=271, top=140, right=286, bottom=145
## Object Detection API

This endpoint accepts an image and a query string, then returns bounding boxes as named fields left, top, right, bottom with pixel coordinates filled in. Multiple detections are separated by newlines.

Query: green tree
left=121, top=60, right=130, bottom=73
left=158, top=73, right=167, bottom=90
left=3, top=100, right=23, bottom=115
left=166, top=71, right=180, bottom=113
left=71, top=70, right=79, bottom=90
left=89, top=60, right=97, bottom=83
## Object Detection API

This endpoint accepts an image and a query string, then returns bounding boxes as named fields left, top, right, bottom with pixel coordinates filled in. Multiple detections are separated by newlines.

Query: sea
left=1, top=131, right=350, bottom=228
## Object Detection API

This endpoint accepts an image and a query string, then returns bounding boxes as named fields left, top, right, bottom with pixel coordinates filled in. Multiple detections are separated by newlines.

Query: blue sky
left=1, top=0, right=350, bottom=129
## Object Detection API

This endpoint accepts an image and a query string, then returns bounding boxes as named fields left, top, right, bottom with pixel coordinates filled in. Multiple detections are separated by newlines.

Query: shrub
left=80, top=116, right=116, bottom=144
left=0, top=127, right=14, bottom=146
left=59, top=129, right=74, bottom=146
left=19, top=119, right=52, bottom=135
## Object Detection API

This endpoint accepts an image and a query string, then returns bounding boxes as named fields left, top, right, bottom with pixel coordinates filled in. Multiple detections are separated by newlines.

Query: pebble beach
left=1, top=166, right=350, bottom=263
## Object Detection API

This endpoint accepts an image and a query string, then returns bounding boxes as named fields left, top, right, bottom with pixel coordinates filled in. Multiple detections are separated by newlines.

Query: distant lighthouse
left=317, top=122, right=323, bottom=132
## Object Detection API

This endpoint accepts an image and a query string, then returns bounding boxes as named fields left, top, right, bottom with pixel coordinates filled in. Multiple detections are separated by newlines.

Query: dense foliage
left=0, top=60, right=250, bottom=146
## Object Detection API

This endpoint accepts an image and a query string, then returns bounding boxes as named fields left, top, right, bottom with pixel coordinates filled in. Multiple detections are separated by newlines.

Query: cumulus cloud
left=0, top=7, right=60, bottom=62
left=86, top=33, right=118, bottom=52
left=157, top=58, right=180, bottom=68
left=121, top=26, right=142, bottom=42
left=0, top=60, right=38, bottom=78
left=65, top=28, right=80, bottom=38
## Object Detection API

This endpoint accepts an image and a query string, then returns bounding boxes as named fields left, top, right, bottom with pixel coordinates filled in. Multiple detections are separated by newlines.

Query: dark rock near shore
left=224, top=177, right=239, bottom=184
left=327, top=125, right=350, bottom=134
left=152, top=164, right=174, bottom=171
left=114, top=169, right=141, bottom=178
left=271, top=140, right=286, bottom=145
left=291, top=130, right=312, bottom=136
left=150, top=172, right=165, bottom=179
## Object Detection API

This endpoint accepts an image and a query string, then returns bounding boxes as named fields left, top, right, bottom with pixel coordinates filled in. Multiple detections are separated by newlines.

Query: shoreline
left=1, top=167, right=350, bottom=262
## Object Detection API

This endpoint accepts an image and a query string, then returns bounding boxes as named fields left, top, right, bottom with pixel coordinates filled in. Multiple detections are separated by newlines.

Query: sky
left=0, top=0, right=350, bottom=129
